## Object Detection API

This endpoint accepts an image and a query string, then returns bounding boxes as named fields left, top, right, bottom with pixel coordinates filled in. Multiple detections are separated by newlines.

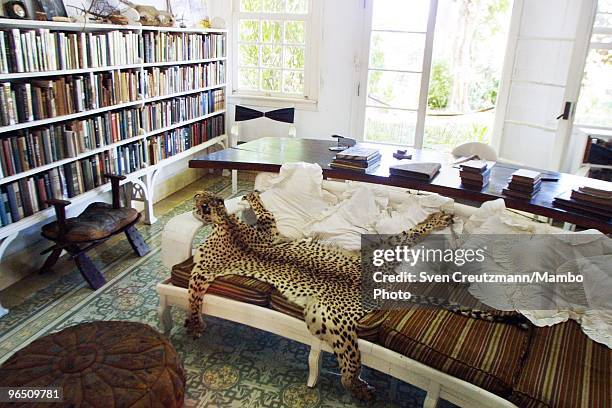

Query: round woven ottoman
left=0, top=321, right=185, bottom=407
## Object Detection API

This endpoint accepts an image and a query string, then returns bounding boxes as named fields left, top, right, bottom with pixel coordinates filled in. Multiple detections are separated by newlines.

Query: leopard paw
left=184, top=315, right=204, bottom=338
left=242, top=191, right=260, bottom=204
left=350, top=378, right=375, bottom=401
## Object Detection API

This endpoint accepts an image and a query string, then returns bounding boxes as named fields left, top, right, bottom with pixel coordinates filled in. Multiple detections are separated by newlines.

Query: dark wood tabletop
left=190, top=137, right=612, bottom=233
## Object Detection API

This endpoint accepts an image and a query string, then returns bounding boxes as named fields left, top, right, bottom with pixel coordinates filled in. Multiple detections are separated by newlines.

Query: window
left=232, top=0, right=320, bottom=103
left=359, top=0, right=435, bottom=147
left=575, top=0, right=612, bottom=128
left=354, top=0, right=513, bottom=150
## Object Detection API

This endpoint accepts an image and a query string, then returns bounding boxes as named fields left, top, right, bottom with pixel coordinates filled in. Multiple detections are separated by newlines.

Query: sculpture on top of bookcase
left=119, top=0, right=174, bottom=26
left=67, top=0, right=134, bottom=25
left=171, top=0, right=209, bottom=28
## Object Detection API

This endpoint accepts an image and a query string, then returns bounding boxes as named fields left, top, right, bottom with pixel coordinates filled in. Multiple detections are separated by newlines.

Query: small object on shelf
left=392, top=149, right=412, bottom=160
left=211, top=17, right=226, bottom=29
left=3, top=0, right=28, bottom=19
left=329, top=134, right=357, bottom=152
left=120, top=0, right=174, bottom=26
left=389, top=162, right=441, bottom=181
left=36, top=0, right=68, bottom=20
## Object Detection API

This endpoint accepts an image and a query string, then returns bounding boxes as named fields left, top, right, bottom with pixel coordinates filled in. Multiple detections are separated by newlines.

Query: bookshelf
left=0, top=19, right=229, bottom=294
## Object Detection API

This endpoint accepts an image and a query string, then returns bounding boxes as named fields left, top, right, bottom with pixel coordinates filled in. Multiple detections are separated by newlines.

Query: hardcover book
left=389, top=162, right=441, bottom=181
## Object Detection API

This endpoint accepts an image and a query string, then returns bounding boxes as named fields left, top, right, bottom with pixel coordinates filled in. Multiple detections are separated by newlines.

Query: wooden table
left=190, top=137, right=612, bottom=233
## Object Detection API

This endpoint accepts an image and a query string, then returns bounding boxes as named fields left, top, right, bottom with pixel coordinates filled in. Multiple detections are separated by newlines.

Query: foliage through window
left=575, top=0, right=612, bottom=128
left=234, top=0, right=312, bottom=98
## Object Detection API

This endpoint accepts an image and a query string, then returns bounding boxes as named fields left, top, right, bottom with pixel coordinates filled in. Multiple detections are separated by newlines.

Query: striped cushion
left=269, top=290, right=389, bottom=342
left=171, top=258, right=273, bottom=306
left=379, top=308, right=531, bottom=396
left=510, top=320, right=611, bottom=408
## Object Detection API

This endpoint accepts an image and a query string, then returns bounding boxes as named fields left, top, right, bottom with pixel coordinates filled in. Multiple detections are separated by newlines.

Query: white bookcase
left=0, top=19, right=229, bottom=315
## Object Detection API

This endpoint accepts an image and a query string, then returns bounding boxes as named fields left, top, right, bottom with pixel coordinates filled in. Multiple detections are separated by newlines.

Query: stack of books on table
left=503, top=169, right=542, bottom=200
left=553, top=186, right=612, bottom=219
left=459, top=160, right=494, bottom=190
left=330, top=146, right=381, bottom=172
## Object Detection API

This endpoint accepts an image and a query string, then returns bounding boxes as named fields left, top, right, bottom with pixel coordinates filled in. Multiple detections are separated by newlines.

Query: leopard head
left=423, top=211, right=454, bottom=231
left=193, top=191, right=227, bottom=224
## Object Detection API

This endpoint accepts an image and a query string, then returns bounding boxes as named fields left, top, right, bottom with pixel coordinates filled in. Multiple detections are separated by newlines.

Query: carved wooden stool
left=40, top=174, right=149, bottom=289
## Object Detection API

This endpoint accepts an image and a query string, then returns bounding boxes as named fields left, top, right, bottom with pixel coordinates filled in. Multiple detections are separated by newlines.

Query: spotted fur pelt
left=185, top=191, right=528, bottom=400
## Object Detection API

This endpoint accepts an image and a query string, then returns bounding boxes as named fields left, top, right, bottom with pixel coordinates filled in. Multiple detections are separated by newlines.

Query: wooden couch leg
left=158, top=295, right=173, bottom=335
left=307, top=346, right=322, bottom=387
left=423, top=382, right=441, bottom=408
left=125, top=225, right=150, bottom=257
left=73, top=251, right=106, bottom=290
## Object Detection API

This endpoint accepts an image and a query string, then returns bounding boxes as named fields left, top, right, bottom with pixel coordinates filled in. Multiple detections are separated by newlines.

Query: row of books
left=141, top=32, right=226, bottom=63
left=141, top=89, right=225, bottom=132
left=0, top=140, right=147, bottom=226
left=0, top=112, right=226, bottom=227
left=0, top=29, right=141, bottom=73
left=0, top=70, right=140, bottom=126
left=0, top=107, right=142, bottom=178
left=147, top=116, right=225, bottom=165
left=0, top=29, right=227, bottom=74
left=142, top=61, right=225, bottom=99
left=0, top=87, right=224, bottom=179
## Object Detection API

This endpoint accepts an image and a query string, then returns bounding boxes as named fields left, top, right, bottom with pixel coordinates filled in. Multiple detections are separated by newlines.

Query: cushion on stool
left=379, top=308, right=531, bottom=397
left=42, top=202, right=139, bottom=242
left=0, top=321, right=185, bottom=408
left=171, top=257, right=273, bottom=306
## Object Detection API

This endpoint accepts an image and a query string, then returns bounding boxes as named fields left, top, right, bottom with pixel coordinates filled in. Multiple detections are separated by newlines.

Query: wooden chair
left=40, top=174, right=149, bottom=289
left=451, top=142, right=498, bottom=161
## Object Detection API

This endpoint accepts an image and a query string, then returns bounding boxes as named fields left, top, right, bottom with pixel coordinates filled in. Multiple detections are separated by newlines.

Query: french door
left=350, top=0, right=438, bottom=147
left=491, top=0, right=598, bottom=170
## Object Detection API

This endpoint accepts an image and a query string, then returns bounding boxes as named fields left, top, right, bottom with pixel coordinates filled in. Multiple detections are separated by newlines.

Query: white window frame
left=350, top=0, right=438, bottom=146
left=230, top=0, right=322, bottom=110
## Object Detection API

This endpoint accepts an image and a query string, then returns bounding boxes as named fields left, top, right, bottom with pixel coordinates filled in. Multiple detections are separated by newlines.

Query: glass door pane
left=363, top=0, right=431, bottom=146
left=423, top=0, right=513, bottom=152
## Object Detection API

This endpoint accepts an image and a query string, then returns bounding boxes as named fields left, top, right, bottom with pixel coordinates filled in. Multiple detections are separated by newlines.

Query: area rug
left=0, top=175, right=456, bottom=408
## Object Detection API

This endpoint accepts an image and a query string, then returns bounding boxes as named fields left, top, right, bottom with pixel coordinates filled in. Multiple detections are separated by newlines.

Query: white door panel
left=520, top=0, right=583, bottom=38
left=514, top=39, right=573, bottom=85
left=493, top=0, right=597, bottom=170
left=506, top=83, right=566, bottom=128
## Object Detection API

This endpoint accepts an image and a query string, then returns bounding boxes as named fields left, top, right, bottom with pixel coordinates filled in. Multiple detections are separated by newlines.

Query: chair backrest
left=451, top=142, right=498, bottom=161
left=231, top=105, right=296, bottom=145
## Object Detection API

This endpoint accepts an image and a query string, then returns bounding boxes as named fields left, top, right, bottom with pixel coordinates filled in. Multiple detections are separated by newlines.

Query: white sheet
left=245, top=164, right=612, bottom=347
